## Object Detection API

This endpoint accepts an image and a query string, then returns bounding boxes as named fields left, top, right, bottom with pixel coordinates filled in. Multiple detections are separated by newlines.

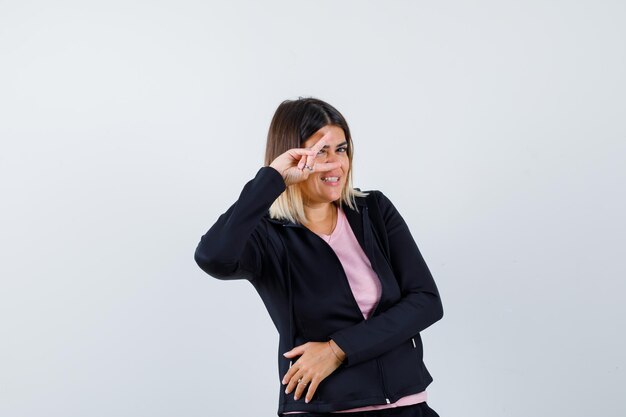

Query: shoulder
left=353, top=188, right=391, bottom=206
left=352, top=187, right=381, bottom=199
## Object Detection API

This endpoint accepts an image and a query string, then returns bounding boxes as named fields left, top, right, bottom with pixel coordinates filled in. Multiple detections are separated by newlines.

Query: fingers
left=282, top=137, right=336, bottom=177
left=288, top=148, right=316, bottom=161
left=284, top=367, right=302, bottom=397
left=304, top=377, right=321, bottom=403
left=285, top=371, right=320, bottom=403
left=312, top=161, right=341, bottom=172
left=285, top=369, right=316, bottom=403
left=282, top=344, right=306, bottom=384
left=301, top=153, right=315, bottom=172
left=287, top=149, right=315, bottom=171
left=283, top=344, right=306, bottom=358
left=274, top=140, right=339, bottom=181
left=302, top=135, right=329, bottom=170
left=294, top=374, right=312, bottom=402
left=282, top=345, right=306, bottom=396
left=297, top=154, right=308, bottom=170
left=310, top=134, right=329, bottom=153
left=297, top=160, right=342, bottom=176
left=282, top=360, right=298, bottom=385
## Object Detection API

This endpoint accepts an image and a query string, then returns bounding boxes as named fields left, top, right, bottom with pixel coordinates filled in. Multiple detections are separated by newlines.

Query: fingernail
left=305, top=398, right=310, bottom=403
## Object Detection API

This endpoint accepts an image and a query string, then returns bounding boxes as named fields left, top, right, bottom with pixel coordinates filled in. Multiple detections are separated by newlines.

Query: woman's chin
left=323, top=190, right=342, bottom=202
left=306, top=185, right=343, bottom=204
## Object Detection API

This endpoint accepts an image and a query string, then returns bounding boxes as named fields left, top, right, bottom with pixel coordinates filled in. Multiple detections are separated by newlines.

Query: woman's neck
left=303, top=201, right=336, bottom=225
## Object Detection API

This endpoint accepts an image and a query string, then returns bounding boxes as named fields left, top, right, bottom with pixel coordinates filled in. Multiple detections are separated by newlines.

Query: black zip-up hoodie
left=194, top=166, right=444, bottom=415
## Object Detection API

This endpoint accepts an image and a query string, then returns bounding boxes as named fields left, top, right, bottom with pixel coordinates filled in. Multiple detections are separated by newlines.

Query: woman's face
left=299, top=125, right=350, bottom=205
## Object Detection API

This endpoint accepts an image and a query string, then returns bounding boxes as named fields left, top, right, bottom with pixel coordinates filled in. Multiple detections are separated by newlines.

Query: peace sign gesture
left=269, top=135, right=342, bottom=187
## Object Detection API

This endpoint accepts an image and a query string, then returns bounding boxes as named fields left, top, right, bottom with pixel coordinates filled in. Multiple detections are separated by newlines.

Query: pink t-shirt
left=284, top=206, right=427, bottom=414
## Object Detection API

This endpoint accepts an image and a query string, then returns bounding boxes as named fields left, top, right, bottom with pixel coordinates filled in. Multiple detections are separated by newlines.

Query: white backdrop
left=1, top=1, right=625, bottom=416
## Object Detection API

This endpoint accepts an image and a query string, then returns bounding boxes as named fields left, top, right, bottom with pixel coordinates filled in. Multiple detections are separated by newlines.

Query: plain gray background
left=1, top=1, right=624, bottom=416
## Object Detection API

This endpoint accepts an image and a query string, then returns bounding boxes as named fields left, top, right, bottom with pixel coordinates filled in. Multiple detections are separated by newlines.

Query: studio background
left=1, top=1, right=624, bottom=416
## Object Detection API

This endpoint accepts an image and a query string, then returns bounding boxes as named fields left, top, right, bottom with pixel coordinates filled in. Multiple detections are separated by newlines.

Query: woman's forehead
left=303, top=125, right=346, bottom=147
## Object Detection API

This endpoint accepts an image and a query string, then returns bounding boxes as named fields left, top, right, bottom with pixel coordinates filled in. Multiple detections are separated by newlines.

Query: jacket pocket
left=379, top=336, right=430, bottom=398
left=411, top=334, right=424, bottom=360
left=313, top=359, right=381, bottom=403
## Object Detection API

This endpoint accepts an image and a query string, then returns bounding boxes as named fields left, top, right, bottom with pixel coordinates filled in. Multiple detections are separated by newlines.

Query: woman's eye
left=317, top=148, right=347, bottom=155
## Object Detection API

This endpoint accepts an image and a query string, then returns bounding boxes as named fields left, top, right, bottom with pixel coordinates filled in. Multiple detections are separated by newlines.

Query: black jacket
left=194, top=166, right=444, bottom=415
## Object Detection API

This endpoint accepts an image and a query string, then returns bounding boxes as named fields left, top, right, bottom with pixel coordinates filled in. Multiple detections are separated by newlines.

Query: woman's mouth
left=321, top=176, right=341, bottom=186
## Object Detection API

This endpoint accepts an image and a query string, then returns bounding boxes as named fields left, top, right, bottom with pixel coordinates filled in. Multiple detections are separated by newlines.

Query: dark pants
left=283, top=402, right=440, bottom=417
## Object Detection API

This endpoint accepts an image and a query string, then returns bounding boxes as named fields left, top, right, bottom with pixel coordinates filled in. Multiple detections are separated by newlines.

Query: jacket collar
left=266, top=195, right=367, bottom=228
left=266, top=194, right=368, bottom=257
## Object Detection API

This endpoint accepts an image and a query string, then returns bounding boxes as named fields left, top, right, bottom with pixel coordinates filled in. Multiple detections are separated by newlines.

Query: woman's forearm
left=194, top=166, right=286, bottom=281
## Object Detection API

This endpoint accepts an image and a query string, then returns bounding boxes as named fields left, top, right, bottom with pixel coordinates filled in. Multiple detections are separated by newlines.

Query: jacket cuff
left=329, top=334, right=357, bottom=368
left=258, top=165, right=287, bottom=195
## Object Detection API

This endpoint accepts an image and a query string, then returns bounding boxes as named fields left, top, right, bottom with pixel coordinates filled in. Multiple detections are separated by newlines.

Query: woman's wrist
left=328, top=339, right=346, bottom=363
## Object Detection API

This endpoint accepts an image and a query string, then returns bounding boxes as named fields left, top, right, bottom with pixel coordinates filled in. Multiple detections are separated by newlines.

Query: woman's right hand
left=269, top=135, right=342, bottom=187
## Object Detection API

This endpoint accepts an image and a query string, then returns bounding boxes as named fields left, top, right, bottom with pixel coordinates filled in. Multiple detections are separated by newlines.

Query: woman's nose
left=325, top=151, right=339, bottom=163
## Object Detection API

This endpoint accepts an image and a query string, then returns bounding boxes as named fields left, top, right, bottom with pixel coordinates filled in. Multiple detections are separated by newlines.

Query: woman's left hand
left=282, top=341, right=345, bottom=403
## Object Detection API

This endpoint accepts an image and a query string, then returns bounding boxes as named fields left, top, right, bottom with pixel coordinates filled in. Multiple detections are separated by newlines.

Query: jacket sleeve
left=329, top=190, right=444, bottom=367
left=193, top=166, right=286, bottom=282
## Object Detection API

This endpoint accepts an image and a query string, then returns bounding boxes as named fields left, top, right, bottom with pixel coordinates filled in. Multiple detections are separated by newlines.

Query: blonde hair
left=268, top=170, right=369, bottom=225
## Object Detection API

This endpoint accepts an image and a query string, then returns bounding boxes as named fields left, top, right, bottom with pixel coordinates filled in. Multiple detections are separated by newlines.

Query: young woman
left=194, top=97, right=443, bottom=417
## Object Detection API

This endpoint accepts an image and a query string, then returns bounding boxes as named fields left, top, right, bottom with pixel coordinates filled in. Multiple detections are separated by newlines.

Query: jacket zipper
left=366, top=205, right=391, bottom=404
left=376, top=358, right=391, bottom=404
left=363, top=205, right=385, bottom=319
